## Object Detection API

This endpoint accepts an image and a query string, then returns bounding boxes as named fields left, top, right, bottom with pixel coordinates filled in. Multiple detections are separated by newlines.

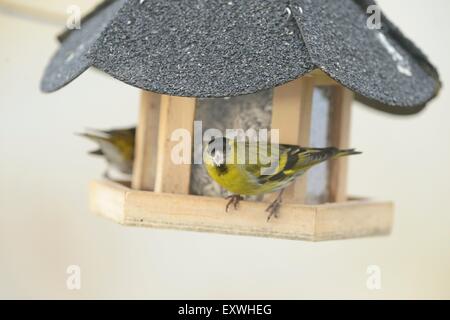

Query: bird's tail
left=76, top=130, right=111, bottom=156
left=75, top=129, right=111, bottom=143
left=335, top=148, right=362, bottom=158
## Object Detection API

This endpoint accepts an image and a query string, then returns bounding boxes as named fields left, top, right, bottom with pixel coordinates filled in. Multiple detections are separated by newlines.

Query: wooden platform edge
left=89, top=180, right=394, bottom=242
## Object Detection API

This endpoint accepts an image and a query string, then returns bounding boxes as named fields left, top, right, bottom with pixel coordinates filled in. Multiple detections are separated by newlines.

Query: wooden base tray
left=89, top=180, right=394, bottom=242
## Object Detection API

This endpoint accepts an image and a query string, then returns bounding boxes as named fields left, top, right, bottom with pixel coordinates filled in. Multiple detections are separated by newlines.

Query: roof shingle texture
left=41, top=0, right=441, bottom=114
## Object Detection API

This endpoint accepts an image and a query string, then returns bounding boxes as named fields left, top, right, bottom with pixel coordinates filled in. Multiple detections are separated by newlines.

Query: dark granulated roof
left=41, top=0, right=441, bottom=114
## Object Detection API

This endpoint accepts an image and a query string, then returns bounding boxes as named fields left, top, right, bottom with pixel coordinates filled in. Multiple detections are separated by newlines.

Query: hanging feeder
left=41, top=0, right=440, bottom=241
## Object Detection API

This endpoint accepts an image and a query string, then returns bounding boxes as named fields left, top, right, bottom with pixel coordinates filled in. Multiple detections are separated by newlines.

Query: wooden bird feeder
left=41, top=0, right=440, bottom=241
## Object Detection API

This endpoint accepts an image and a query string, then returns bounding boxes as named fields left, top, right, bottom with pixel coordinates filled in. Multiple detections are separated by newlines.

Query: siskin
left=78, top=127, right=135, bottom=178
left=203, top=137, right=361, bottom=220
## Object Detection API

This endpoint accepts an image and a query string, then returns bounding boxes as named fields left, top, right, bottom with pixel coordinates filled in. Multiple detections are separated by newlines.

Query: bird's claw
left=265, top=200, right=281, bottom=221
left=265, top=190, right=285, bottom=221
left=225, top=195, right=243, bottom=212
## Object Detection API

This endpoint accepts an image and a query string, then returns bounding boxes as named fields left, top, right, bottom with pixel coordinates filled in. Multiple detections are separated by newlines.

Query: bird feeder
left=41, top=0, right=440, bottom=241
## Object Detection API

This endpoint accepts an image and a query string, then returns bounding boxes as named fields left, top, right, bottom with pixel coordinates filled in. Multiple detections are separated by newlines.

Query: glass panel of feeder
left=190, top=90, right=273, bottom=198
left=306, top=87, right=331, bottom=204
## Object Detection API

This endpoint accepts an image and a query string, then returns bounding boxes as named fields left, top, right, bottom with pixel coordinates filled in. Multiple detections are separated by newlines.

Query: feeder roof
left=41, top=0, right=441, bottom=114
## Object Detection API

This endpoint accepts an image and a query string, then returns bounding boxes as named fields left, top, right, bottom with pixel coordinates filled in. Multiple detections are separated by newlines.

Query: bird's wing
left=233, top=141, right=360, bottom=190
left=233, top=142, right=290, bottom=184
left=105, top=127, right=136, bottom=137
left=80, top=127, right=135, bottom=143
left=77, top=130, right=111, bottom=143
left=286, top=145, right=339, bottom=172
left=109, top=131, right=135, bottom=162
left=255, top=144, right=340, bottom=184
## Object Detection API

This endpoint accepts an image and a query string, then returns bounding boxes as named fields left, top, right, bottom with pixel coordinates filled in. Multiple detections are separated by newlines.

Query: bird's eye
left=211, top=148, right=216, bottom=156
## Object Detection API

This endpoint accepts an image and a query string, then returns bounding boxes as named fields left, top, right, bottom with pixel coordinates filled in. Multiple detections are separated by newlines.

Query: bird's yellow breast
left=204, top=162, right=289, bottom=196
left=204, top=163, right=260, bottom=195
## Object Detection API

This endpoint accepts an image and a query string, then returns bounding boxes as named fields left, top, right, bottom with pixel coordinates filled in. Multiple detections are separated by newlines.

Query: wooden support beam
left=154, top=96, right=196, bottom=194
left=271, top=77, right=314, bottom=203
left=131, top=91, right=161, bottom=191
left=328, top=86, right=354, bottom=202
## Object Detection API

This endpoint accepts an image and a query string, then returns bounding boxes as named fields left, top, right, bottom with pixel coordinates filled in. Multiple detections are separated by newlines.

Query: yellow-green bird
left=78, top=127, right=135, bottom=178
left=203, top=137, right=361, bottom=220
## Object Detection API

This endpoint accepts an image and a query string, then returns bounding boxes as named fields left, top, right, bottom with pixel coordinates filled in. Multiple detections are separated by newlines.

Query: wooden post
left=328, top=86, right=353, bottom=202
left=271, top=77, right=314, bottom=203
left=154, top=95, right=196, bottom=194
left=132, top=91, right=161, bottom=191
